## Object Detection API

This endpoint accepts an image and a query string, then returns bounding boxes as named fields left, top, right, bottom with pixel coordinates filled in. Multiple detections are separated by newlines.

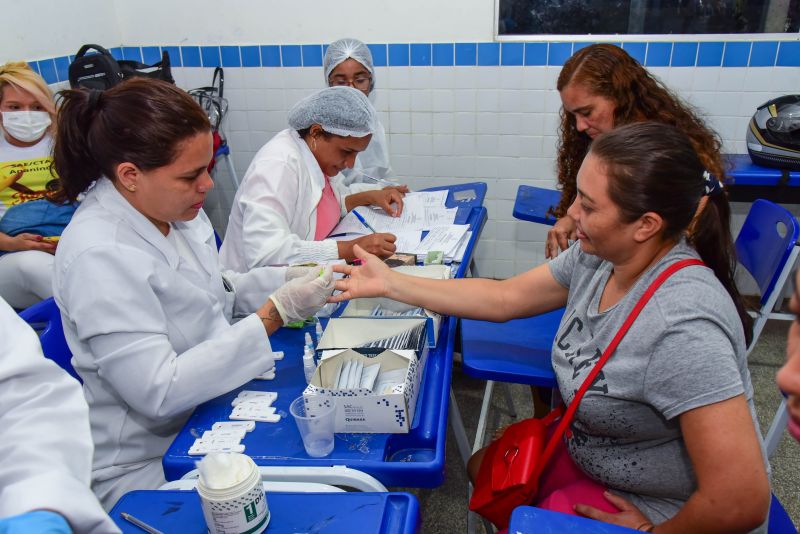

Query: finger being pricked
left=332, top=263, right=352, bottom=276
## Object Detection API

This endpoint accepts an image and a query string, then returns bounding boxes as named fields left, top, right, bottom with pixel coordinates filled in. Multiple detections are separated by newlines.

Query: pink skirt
left=533, top=438, right=621, bottom=515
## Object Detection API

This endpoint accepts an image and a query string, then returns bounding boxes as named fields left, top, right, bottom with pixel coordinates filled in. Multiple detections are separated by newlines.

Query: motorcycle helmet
left=747, top=95, right=800, bottom=171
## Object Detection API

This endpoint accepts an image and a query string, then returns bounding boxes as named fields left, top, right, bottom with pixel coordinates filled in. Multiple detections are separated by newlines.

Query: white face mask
left=1, top=111, right=51, bottom=143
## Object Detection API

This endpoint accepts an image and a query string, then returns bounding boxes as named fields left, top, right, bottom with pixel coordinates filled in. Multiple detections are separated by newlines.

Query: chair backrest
left=735, top=199, right=800, bottom=307
left=18, top=297, right=80, bottom=383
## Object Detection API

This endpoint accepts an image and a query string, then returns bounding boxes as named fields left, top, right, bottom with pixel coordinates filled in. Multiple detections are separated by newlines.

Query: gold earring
left=311, top=137, right=318, bottom=152
left=127, top=185, right=136, bottom=192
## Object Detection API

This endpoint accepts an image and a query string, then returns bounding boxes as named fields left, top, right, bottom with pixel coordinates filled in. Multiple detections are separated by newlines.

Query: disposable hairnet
left=288, top=86, right=377, bottom=138
left=324, top=38, right=375, bottom=92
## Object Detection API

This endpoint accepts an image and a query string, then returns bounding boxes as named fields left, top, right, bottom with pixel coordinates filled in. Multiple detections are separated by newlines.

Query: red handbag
left=469, top=258, right=704, bottom=529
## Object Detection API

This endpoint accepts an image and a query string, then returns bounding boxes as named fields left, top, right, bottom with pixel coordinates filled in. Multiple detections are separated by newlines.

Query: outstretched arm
left=330, top=245, right=568, bottom=321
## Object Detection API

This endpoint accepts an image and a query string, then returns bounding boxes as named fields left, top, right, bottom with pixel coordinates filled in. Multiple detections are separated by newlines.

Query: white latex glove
left=269, top=266, right=334, bottom=324
left=285, top=265, right=318, bottom=282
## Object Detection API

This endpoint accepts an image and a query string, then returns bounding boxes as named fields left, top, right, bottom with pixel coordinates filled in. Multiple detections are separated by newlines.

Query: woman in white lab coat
left=51, top=79, right=335, bottom=509
left=0, top=297, right=119, bottom=534
left=323, top=38, right=396, bottom=192
left=220, top=86, right=403, bottom=272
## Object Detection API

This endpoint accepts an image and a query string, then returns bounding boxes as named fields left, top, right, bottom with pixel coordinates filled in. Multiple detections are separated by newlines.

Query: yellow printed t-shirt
left=0, top=133, right=57, bottom=219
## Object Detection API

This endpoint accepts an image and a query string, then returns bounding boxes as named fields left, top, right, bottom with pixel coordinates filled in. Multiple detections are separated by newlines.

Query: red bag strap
left=527, top=258, right=705, bottom=487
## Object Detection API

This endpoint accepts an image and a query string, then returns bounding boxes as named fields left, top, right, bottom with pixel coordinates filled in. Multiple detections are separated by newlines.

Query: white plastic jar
left=196, top=453, right=269, bottom=534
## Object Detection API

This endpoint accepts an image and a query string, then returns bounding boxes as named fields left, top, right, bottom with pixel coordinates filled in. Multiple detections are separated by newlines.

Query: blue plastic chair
left=736, top=199, right=800, bottom=349
left=509, top=494, right=795, bottom=533
left=18, top=297, right=80, bottom=383
left=734, top=199, right=800, bottom=457
left=451, top=309, right=563, bottom=469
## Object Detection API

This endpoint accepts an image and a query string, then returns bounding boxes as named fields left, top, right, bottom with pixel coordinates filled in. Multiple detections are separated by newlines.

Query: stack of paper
left=412, top=225, right=470, bottom=263
left=328, top=191, right=457, bottom=237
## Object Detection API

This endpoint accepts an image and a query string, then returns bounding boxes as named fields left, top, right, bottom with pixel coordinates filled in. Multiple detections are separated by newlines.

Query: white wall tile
left=475, top=67, right=501, bottom=89
left=411, top=89, right=433, bottom=112
left=476, top=90, right=499, bottom=112
left=716, top=67, right=747, bottom=92
left=432, top=90, right=455, bottom=112
left=476, top=112, right=500, bottom=135
left=431, top=68, right=455, bottom=89
left=388, top=111, right=411, bottom=133
left=411, top=113, right=433, bottom=134
left=499, top=67, right=524, bottom=89
left=409, top=67, right=432, bottom=89
left=454, top=112, right=476, bottom=134
left=666, top=67, right=696, bottom=92
left=453, top=89, right=476, bottom=112
left=432, top=112, right=455, bottom=134
left=389, top=90, right=411, bottom=111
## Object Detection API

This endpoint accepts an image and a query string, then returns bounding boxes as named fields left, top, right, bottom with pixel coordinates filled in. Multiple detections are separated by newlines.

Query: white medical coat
left=0, top=298, right=120, bottom=533
left=53, top=178, right=285, bottom=508
left=220, top=129, right=355, bottom=271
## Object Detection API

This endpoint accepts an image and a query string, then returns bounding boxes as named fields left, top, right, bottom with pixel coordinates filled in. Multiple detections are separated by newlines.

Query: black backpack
left=68, top=44, right=174, bottom=90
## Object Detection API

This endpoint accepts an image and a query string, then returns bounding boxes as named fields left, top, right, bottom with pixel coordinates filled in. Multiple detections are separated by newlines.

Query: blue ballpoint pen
left=352, top=209, right=377, bottom=233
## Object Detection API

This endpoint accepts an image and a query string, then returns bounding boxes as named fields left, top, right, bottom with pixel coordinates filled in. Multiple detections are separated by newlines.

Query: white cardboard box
left=302, top=348, right=422, bottom=433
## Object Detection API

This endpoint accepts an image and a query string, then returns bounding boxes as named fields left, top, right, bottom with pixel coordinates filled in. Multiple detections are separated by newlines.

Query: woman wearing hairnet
left=324, top=38, right=401, bottom=192
left=220, top=86, right=402, bottom=270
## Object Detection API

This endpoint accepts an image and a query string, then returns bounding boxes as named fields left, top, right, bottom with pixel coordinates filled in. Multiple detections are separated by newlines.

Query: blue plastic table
left=512, top=186, right=561, bottom=225
left=509, top=506, right=636, bottom=533
left=460, top=309, right=564, bottom=388
left=110, top=490, right=420, bottom=534
left=724, top=154, right=800, bottom=203
left=163, top=184, right=487, bottom=487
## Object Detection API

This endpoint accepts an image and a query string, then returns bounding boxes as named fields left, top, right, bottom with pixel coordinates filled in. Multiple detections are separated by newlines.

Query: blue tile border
left=261, top=45, right=281, bottom=67
left=388, top=44, right=409, bottom=66
left=723, top=41, right=751, bottom=67
left=367, top=44, right=388, bottom=67
left=455, top=43, right=477, bottom=66
left=646, top=42, right=672, bottom=66
left=749, top=41, right=778, bottom=67
left=410, top=44, right=432, bottom=66
left=200, top=46, right=221, bottom=68
left=281, top=45, right=302, bottom=67
left=161, top=46, right=181, bottom=67
left=524, top=43, right=547, bottom=65
left=697, top=41, right=724, bottom=66
left=548, top=42, right=572, bottom=66
left=501, top=43, right=524, bottom=66
left=432, top=43, right=454, bottom=66
left=53, top=56, right=70, bottom=83
left=180, top=46, right=201, bottom=67
left=28, top=40, right=800, bottom=81
left=240, top=46, right=260, bottom=67
left=622, top=42, right=647, bottom=64
left=301, top=45, right=323, bottom=67
left=777, top=41, right=800, bottom=67
left=477, top=43, right=500, bottom=66
left=671, top=42, right=697, bottom=66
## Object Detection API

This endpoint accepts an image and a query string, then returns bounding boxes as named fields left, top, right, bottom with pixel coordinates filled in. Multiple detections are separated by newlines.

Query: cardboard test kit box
left=303, top=348, right=422, bottom=433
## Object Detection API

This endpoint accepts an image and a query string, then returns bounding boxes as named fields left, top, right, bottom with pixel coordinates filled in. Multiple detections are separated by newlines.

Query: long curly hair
left=552, top=44, right=725, bottom=218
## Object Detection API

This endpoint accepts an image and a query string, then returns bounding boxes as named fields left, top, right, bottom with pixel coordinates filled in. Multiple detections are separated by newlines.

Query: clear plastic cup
left=289, top=396, right=336, bottom=458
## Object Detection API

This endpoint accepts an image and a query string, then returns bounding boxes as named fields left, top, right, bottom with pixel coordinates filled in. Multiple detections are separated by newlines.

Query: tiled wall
left=35, top=41, right=800, bottom=279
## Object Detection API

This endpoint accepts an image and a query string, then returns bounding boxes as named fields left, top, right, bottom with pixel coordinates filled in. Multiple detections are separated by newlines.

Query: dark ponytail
left=592, top=122, right=753, bottom=345
left=52, top=78, right=211, bottom=202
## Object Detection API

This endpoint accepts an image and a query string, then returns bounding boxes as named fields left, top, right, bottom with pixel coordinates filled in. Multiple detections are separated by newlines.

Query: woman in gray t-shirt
left=330, top=122, right=770, bottom=532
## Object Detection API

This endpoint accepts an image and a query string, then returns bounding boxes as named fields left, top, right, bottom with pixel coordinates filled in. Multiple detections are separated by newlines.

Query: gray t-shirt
left=548, top=240, right=767, bottom=529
